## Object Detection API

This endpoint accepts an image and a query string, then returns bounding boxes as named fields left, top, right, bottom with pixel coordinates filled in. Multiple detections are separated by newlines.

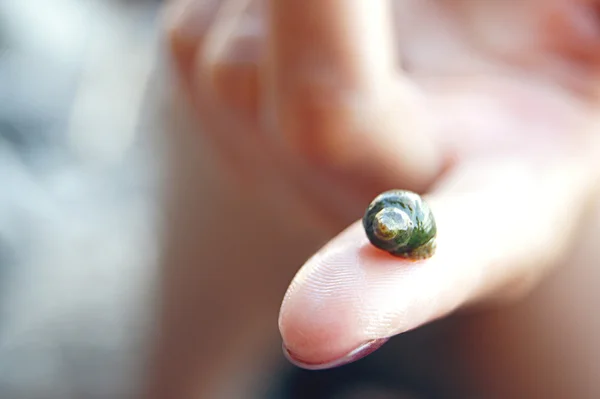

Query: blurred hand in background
left=149, top=0, right=600, bottom=397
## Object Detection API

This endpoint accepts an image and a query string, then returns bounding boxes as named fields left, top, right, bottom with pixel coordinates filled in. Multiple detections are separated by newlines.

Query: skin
left=145, top=0, right=600, bottom=397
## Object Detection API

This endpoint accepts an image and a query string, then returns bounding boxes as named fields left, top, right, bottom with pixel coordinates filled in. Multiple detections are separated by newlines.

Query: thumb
left=278, top=133, right=600, bottom=370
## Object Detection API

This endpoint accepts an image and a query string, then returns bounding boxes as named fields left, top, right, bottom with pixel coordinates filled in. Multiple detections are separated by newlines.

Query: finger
left=278, top=134, right=600, bottom=370
left=543, top=0, right=600, bottom=67
left=164, top=0, right=221, bottom=89
left=211, top=35, right=261, bottom=118
left=265, top=0, right=443, bottom=192
left=210, top=0, right=263, bottom=118
left=166, top=0, right=266, bottom=184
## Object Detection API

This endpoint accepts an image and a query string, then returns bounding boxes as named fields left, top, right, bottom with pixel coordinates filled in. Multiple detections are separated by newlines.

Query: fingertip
left=278, top=224, right=368, bottom=364
left=163, top=0, right=222, bottom=87
left=208, top=3, right=263, bottom=116
left=278, top=222, right=436, bottom=366
left=164, top=0, right=221, bottom=46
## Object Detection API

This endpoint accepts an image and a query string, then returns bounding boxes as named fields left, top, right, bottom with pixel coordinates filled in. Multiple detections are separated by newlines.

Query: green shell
left=362, top=190, right=437, bottom=260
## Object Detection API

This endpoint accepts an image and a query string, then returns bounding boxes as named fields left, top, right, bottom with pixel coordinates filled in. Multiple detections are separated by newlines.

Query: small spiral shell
left=363, top=190, right=437, bottom=260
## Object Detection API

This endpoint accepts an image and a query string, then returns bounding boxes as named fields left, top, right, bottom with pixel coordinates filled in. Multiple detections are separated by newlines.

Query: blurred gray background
left=0, top=0, right=162, bottom=397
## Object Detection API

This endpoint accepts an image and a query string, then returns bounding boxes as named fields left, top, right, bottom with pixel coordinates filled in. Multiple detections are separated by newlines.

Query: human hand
left=159, top=0, right=600, bottom=395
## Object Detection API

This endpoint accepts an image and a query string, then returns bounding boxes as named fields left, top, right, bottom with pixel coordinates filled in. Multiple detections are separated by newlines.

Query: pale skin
left=146, top=0, right=600, bottom=397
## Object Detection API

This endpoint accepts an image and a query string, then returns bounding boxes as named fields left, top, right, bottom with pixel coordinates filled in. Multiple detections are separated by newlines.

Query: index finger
left=279, top=136, right=600, bottom=369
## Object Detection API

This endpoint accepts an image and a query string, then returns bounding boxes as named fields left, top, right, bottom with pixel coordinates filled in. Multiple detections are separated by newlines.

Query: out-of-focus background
left=0, top=0, right=162, bottom=397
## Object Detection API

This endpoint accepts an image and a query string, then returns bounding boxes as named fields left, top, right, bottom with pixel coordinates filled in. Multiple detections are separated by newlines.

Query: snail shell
left=362, top=190, right=437, bottom=260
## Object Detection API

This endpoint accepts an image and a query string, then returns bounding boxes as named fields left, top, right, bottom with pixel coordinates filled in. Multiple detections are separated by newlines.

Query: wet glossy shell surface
left=362, top=190, right=437, bottom=259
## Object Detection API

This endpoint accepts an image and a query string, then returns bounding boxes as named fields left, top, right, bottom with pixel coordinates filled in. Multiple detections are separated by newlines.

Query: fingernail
left=282, top=338, right=389, bottom=371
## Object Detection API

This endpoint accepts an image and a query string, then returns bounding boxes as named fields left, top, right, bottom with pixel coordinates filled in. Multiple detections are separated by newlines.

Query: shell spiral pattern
left=362, top=190, right=437, bottom=260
